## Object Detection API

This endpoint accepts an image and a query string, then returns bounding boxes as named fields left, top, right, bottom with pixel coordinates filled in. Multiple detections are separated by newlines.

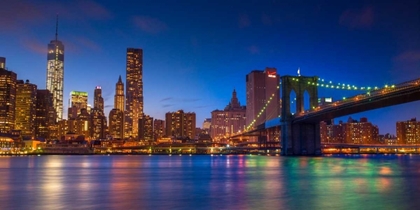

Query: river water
left=0, top=154, right=419, bottom=210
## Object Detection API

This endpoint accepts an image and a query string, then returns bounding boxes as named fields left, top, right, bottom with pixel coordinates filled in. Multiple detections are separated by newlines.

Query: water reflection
left=0, top=155, right=420, bottom=209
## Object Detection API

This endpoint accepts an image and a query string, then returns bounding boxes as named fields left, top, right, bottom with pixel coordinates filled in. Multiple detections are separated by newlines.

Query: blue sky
left=0, top=0, right=419, bottom=134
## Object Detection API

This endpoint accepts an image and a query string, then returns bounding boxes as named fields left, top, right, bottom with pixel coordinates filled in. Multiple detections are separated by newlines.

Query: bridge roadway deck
left=295, top=79, right=420, bottom=123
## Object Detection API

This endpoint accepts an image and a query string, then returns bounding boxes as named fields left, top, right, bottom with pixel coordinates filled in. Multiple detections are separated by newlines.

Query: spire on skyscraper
left=118, top=75, right=122, bottom=83
left=55, top=14, right=58, bottom=41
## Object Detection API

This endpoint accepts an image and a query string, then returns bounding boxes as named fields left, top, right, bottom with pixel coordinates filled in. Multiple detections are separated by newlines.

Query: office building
left=139, top=114, right=153, bottom=141
left=35, top=89, right=56, bottom=140
left=109, top=76, right=125, bottom=139
left=0, top=65, right=16, bottom=133
left=115, top=75, right=124, bottom=112
left=15, top=80, right=37, bottom=139
left=246, top=67, right=280, bottom=130
left=154, top=119, right=165, bottom=141
left=90, top=108, right=106, bottom=140
left=211, top=89, right=246, bottom=141
left=46, top=17, right=64, bottom=121
left=109, top=109, right=124, bottom=139
left=125, top=48, right=143, bottom=139
left=68, top=91, right=88, bottom=119
left=396, top=118, right=420, bottom=144
left=165, top=110, right=196, bottom=139
left=94, top=86, right=104, bottom=112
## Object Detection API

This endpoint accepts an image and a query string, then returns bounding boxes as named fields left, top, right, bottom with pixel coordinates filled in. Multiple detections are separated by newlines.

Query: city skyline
left=0, top=0, right=419, bottom=134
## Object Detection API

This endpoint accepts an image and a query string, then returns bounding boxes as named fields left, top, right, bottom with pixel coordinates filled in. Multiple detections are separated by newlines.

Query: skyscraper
left=46, top=16, right=64, bottom=121
left=94, top=86, right=104, bottom=112
left=139, top=115, right=153, bottom=141
left=115, top=75, right=124, bottom=112
left=246, top=67, right=280, bottom=130
left=211, top=89, right=246, bottom=141
left=0, top=64, right=17, bottom=133
left=165, top=110, right=196, bottom=140
left=109, top=76, right=125, bottom=139
left=35, top=89, right=56, bottom=140
left=125, top=48, right=143, bottom=139
left=0, top=57, right=5, bottom=69
left=396, top=118, right=420, bottom=144
left=153, top=119, right=165, bottom=141
left=15, top=80, right=37, bottom=138
left=68, top=91, right=88, bottom=119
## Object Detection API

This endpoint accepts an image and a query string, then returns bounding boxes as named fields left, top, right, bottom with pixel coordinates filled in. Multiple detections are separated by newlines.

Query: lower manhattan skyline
left=0, top=0, right=419, bottom=135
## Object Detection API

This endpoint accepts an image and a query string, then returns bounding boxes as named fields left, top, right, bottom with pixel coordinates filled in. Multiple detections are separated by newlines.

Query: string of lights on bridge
left=291, top=77, right=396, bottom=91
left=244, top=84, right=280, bottom=131
left=241, top=75, right=409, bottom=133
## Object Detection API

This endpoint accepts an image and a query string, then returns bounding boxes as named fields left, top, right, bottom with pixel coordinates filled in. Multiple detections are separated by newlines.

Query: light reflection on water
left=0, top=155, right=419, bottom=210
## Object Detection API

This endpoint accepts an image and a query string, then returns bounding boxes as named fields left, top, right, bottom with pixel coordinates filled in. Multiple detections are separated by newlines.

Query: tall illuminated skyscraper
left=0, top=63, right=17, bottom=133
left=109, top=76, right=125, bottom=139
left=68, top=91, right=88, bottom=119
left=94, top=86, right=104, bottom=112
left=115, top=75, right=124, bottom=112
left=125, top=48, right=143, bottom=139
left=46, top=16, right=64, bottom=121
left=246, top=67, right=280, bottom=130
left=16, top=80, right=37, bottom=138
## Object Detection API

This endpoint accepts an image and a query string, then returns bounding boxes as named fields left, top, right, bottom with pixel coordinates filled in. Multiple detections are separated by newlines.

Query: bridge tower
left=281, top=75, right=321, bottom=155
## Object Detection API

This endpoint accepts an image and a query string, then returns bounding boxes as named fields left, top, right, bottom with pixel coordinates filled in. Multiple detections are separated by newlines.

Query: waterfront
left=0, top=155, right=419, bottom=210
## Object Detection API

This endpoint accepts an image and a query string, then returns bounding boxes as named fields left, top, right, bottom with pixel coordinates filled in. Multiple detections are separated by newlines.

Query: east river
left=0, top=154, right=419, bottom=210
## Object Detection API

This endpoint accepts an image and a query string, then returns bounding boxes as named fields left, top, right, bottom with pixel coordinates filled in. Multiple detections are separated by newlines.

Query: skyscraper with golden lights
left=165, top=110, right=196, bottom=140
left=109, top=76, right=125, bottom=139
left=46, top=16, right=64, bottom=121
left=0, top=61, right=17, bottom=133
left=94, top=86, right=104, bottom=112
left=115, top=75, right=124, bottom=112
left=15, top=80, right=37, bottom=138
left=68, top=91, right=88, bottom=119
left=246, top=68, right=280, bottom=130
left=396, top=118, right=420, bottom=144
left=35, top=89, right=56, bottom=140
left=125, top=48, right=143, bottom=139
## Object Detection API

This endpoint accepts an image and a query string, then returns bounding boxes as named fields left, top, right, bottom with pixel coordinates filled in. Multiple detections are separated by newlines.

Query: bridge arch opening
left=289, top=90, right=297, bottom=115
left=303, top=90, right=310, bottom=113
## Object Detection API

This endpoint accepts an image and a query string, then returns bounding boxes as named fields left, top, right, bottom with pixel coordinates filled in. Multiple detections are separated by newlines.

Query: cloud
left=238, top=14, right=251, bottom=28
left=77, top=1, right=112, bottom=20
left=0, top=0, right=46, bottom=30
left=133, top=16, right=168, bottom=34
left=20, top=38, right=48, bottom=55
left=339, top=6, right=374, bottom=29
left=392, top=50, right=420, bottom=79
left=261, top=13, right=272, bottom=26
left=74, top=36, right=101, bottom=52
left=194, top=105, right=211, bottom=109
left=247, top=45, right=260, bottom=54
left=162, top=104, right=174, bottom=108
left=160, top=97, right=173, bottom=102
left=394, top=50, right=420, bottom=62
left=104, top=104, right=113, bottom=108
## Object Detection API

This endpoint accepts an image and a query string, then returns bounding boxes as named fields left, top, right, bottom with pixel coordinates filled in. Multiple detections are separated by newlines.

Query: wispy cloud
left=162, top=104, right=174, bottom=108
left=238, top=14, right=251, bottom=28
left=160, top=97, right=173, bottom=102
left=133, top=16, right=168, bottom=34
left=77, top=1, right=112, bottom=20
left=20, top=38, right=48, bottom=55
left=394, top=50, right=420, bottom=62
left=247, top=45, right=260, bottom=54
left=104, top=104, right=113, bottom=108
left=339, top=6, right=374, bottom=29
left=261, top=13, right=272, bottom=26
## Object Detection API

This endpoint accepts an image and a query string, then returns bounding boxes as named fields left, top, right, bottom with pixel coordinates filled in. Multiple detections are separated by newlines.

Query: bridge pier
left=281, top=121, right=321, bottom=156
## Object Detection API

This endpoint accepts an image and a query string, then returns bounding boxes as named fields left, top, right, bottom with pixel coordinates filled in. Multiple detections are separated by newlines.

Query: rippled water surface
left=1, top=154, right=419, bottom=210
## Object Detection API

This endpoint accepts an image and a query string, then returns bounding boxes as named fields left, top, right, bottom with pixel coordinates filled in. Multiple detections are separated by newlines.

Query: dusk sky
left=0, top=0, right=419, bottom=134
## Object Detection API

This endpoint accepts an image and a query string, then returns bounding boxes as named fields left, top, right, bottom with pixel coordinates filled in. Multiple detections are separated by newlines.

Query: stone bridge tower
left=280, top=75, right=321, bottom=155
